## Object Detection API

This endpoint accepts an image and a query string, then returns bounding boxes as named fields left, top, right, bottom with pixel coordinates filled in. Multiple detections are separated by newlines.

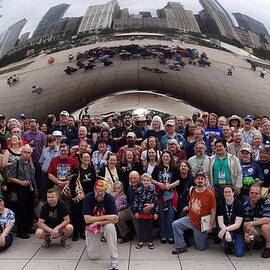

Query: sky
left=0, top=0, right=270, bottom=35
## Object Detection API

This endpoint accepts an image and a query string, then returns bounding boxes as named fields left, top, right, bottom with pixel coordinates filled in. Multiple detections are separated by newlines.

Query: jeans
left=223, top=232, right=245, bottom=257
left=159, top=200, right=174, bottom=240
left=0, top=234, right=13, bottom=252
left=172, top=216, right=208, bottom=251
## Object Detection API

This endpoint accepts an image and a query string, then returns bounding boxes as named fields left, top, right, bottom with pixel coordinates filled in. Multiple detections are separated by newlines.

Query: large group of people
left=0, top=110, right=270, bottom=269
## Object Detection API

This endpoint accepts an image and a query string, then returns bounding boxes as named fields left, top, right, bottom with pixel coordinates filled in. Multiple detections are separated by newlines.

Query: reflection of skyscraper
left=233, top=13, right=269, bottom=37
left=32, top=4, right=70, bottom=39
left=0, top=19, right=27, bottom=59
left=199, top=0, right=239, bottom=40
left=157, top=2, right=200, bottom=33
left=78, top=0, right=120, bottom=33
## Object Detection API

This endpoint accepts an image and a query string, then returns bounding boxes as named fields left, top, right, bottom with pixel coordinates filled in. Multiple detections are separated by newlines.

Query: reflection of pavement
left=0, top=38, right=269, bottom=120
left=0, top=236, right=268, bottom=270
left=74, top=91, right=200, bottom=117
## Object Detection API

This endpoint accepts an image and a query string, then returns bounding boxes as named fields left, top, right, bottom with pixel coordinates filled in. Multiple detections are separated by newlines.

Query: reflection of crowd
left=7, top=75, right=19, bottom=87
left=0, top=110, right=270, bottom=268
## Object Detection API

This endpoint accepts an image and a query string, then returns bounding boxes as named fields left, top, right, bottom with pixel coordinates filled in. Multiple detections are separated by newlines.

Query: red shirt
left=48, top=156, right=78, bottom=181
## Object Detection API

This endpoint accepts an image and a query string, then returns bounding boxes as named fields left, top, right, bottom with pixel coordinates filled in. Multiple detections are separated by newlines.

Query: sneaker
left=110, top=257, right=119, bottom=270
left=61, top=238, right=71, bottom=249
left=40, top=240, right=50, bottom=250
left=172, top=247, right=188, bottom=255
left=261, top=248, right=270, bottom=258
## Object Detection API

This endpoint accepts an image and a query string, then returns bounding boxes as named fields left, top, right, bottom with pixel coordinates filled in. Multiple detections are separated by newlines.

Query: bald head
left=129, top=171, right=140, bottom=187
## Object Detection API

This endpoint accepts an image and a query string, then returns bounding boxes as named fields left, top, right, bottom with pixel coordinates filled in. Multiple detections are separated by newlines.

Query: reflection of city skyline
left=0, top=0, right=270, bottom=34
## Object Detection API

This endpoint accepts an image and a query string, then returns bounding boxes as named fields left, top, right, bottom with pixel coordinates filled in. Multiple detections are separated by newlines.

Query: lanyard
left=225, top=202, right=234, bottom=224
left=196, top=156, right=205, bottom=171
left=217, top=155, right=226, bottom=172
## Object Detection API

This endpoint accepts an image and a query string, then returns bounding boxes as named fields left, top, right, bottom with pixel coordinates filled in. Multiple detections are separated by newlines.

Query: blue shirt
left=39, top=147, right=60, bottom=173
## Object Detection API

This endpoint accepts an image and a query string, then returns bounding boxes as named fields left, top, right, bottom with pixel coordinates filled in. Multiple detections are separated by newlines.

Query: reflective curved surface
left=1, top=38, right=270, bottom=120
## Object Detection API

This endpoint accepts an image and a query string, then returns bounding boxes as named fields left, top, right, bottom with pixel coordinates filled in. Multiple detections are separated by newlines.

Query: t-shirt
left=213, top=155, right=232, bottom=185
left=0, top=208, right=15, bottom=233
left=188, top=188, right=216, bottom=229
left=256, top=161, right=270, bottom=187
left=39, top=200, right=69, bottom=228
left=217, top=199, right=243, bottom=233
left=83, top=192, right=117, bottom=217
left=79, top=165, right=96, bottom=195
left=48, top=156, right=78, bottom=181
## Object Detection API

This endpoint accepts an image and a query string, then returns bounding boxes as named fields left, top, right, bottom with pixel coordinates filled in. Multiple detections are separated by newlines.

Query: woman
left=143, top=148, right=158, bottom=175
left=204, top=113, right=223, bottom=140
left=0, top=195, right=15, bottom=252
left=184, top=122, right=196, bottom=143
left=175, top=160, right=194, bottom=218
left=78, top=152, right=96, bottom=195
left=2, top=135, right=23, bottom=168
left=251, top=132, right=263, bottom=161
left=39, top=123, right=48, bottom=135
left=91, top=139, right=110, bottom=175
left=45, top=114, right=56, bottom=135
left=144, top=115, right=166, bottom=141
left=97, top=127, right=113, bottom=152
left=151, top=150, right=179, bottom=244
left=99, top=153, right=122, bottom=193
left=81, top=114, right=92, bottom=138
left=120, top=150, right=143, bottom=194
left=167, top=139, right=187, bottom=165
left=140, top=136, right=160, bottom=163
left=217, top=186, right=245, bottom=257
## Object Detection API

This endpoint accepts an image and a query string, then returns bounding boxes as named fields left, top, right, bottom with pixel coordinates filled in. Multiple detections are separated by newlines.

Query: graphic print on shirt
left=92, top=204, right=107, bottom=216
left=56, top=164, right=71, bottom=180
left=48, top=209, right=58, bottom=222
left=190, top=198, right=202, bottom=215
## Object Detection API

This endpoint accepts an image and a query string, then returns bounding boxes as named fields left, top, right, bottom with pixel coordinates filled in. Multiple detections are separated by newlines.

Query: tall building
left=32, top=3, right=70, bottom=39
left=19, top=32, right=30, bottom=43
left=139, top=11, right=152, bottom=18
left=199, top=0, right=239, bottom=40
left=0, top=18, right=27, bottom=59
left=78, top=0, right=120, bottom=33
left=233, top=13, right=269, bottom=37
left=157, top=2, right=200, bottom=33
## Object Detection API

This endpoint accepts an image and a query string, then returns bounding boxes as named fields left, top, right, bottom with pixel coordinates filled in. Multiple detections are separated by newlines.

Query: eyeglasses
left=95, top=189, right=105, bottom=194
left=250, top=192, right=260, bottom=195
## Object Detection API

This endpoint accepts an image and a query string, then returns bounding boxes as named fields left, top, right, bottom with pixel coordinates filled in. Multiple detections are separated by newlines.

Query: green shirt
left=213, top=154, right=232, bottom=185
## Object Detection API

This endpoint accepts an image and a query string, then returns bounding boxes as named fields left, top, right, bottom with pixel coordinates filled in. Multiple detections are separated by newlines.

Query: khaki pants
left=117, top=208, right=138, bottom=238
left=85, top=223, right=118, bottom=260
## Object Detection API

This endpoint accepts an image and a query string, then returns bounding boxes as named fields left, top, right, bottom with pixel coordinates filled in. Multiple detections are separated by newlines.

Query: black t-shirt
left=217, top=199, right=244, bottom=233
left=83, top=192, right=117, bottom=217
left=256, top=160, right=270, bottom=187
left=79, top=165, right=96, bottom=194
left=39, top=200, right=69, bottom=228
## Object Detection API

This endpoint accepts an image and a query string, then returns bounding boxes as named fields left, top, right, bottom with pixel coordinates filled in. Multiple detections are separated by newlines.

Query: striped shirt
left=243, top=198, right=270, bottom=222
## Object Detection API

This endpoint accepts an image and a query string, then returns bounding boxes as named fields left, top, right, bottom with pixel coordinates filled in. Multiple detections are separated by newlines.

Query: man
left=39, top=135, right=60, bottom=199
left=222, top=125, right=233, bottom=143
left=23, top=119, right=46, bottom=196
left=53, top=111, right=77, bottom=145
left=83, top=179, right=119, bottom=270
left=261, top=120, right=270, bottom=147
left=176, top=115, right=186, bottom=135
left=0, top=114, right=9, bottom=152
left=8, top=144, right=36, bottom=239
left=201, top=112, right=209, bottom=128
left=188, top=141, right=210, bottom=185
left=172, top=171, right=216, bottom=254
left=70, top=126, right=94, bottom=148
left=209, top=139, right=243, bottom=199
left=241, top=115, right=256, bottom=145
left=117, top=171, right=142, bottom=243
left=186, top=127, right=206, bottom=158
left=112, top=112, right=142, bottom=152
left=254, top=116, right=262, bottom=131
left=117, top=132, right=142, bottom=161
left=48, top=143, right=77, bottom=192
left=256, top=146, right=270, bottom=190
left=135, top=117, right=148, bottom=138
left=160, top=120, right=187, bottom=151
left=227, top=130, right=251, bottom=159
left=36, top=189, right=73, bottom=249
left=243, top=185, right=270, bottom=258
left=218, top=116, right=227, bottom=129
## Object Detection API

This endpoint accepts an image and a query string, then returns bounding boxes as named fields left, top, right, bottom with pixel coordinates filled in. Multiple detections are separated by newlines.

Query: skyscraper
left=199, top=0, right=239, bottom=40
left=78, top=0, right=120, bottom=33
left=233, top=13, right=269, bottom=37
left=157, top=2, right=200, bottom=33
left=0, top=18, right=27, bottom=59
left=32, top=3, right=70, bottom=39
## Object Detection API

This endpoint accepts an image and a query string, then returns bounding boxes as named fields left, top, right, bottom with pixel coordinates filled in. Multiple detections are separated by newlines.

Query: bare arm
left=84, top=214, right=118, bottom=225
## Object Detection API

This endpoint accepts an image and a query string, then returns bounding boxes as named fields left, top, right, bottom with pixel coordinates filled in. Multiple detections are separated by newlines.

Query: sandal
left=136, top=242, right=143, bottom=249
left=148, top=242, right=155, bottom=249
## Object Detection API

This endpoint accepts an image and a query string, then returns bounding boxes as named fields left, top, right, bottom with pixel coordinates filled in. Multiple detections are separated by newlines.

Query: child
left=133, top=173, right=158, bottom=249
left=112, top=181, right=128, bottom=212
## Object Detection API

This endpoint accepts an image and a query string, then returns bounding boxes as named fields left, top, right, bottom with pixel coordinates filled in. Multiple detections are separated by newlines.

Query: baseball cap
left=60, top=111, right=69, bottom=117
left=95, top=178, right=108, bottom=190
left=127, top=132, right=136, bottom=138
left=259, top=145, right=270, bottom=153
left=18, top=113, right=26, bottom=120
left=244, top=115, right=254, bottom=121
left=165, top=119, right=175, bottom=126
left=240, top=147, right=252, bottom=153
left=136, top=116, right=147, bottom=122
left=52, top=130, right=62, bottom=137
left=0, top=114, right=6, bottom=119
left=195, top=170, right=206, bottom=178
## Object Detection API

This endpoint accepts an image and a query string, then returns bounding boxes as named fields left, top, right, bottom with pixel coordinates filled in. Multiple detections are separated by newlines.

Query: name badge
left=218, top=170, right=226, bottom=185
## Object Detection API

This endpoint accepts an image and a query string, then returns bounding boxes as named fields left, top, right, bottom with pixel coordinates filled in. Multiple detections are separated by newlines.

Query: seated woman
left=217, top=186, right=245, bottom=257
left=0, top=195, right=15, bottom=252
